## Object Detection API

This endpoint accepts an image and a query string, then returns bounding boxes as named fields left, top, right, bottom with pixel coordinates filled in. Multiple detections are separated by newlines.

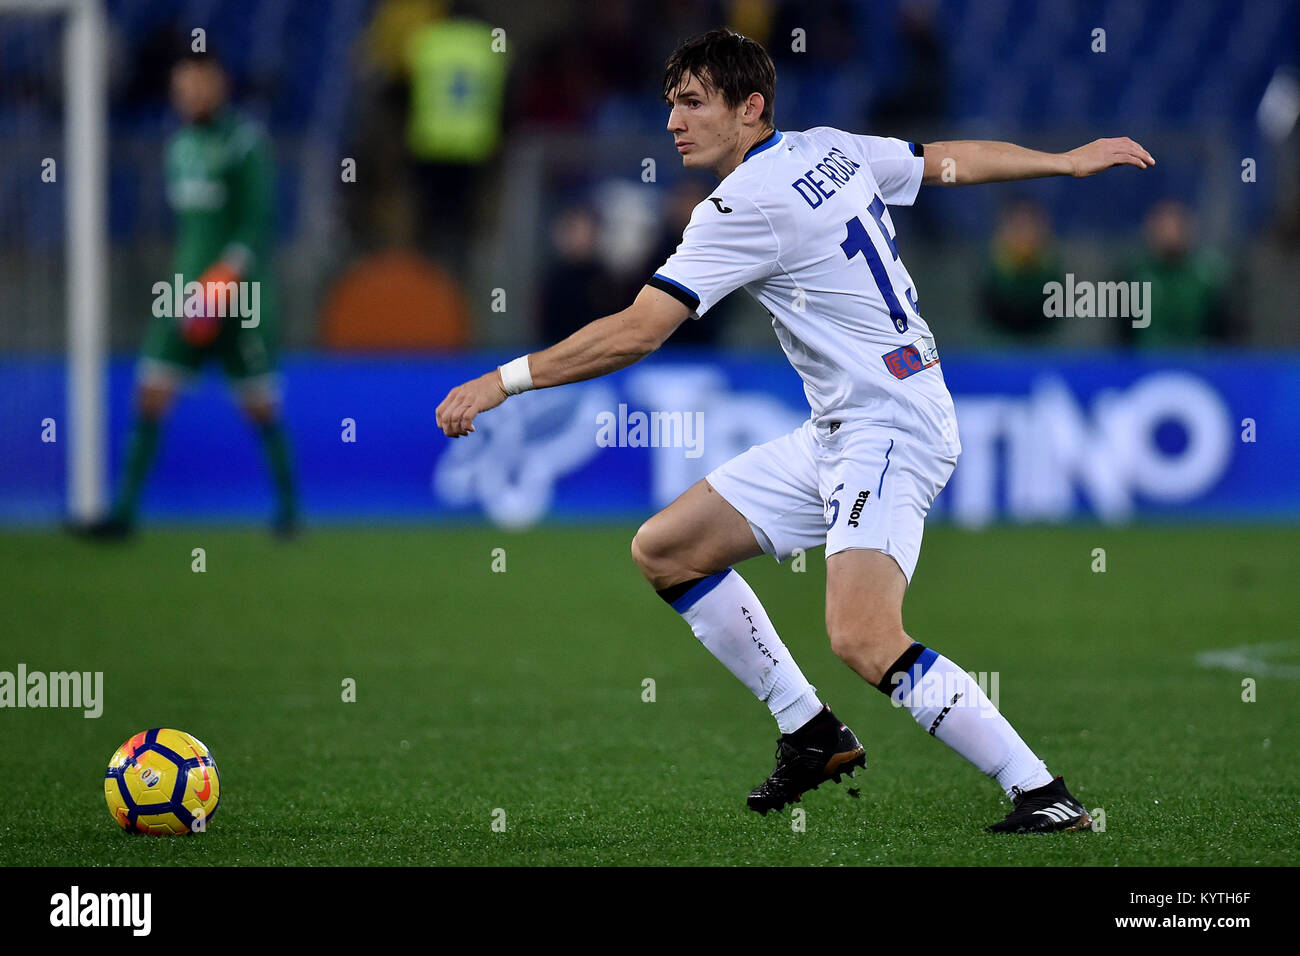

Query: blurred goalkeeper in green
left=79, top=49, right=298, bottom=539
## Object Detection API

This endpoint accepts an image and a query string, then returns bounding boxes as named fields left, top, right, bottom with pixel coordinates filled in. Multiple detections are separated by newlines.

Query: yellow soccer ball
left=104, top=729, right=220, bottom=835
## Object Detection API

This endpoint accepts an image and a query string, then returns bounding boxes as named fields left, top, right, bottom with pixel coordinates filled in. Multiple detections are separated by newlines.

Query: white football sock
left=666, top=569, right=823, bottom=733
left=884, top=644, right=1053, bottom=799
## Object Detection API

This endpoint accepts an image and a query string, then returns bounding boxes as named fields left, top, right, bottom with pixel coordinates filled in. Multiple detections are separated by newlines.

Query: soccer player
left=436, top=30, right=1154, bottom=832
left=78, top=49, right=298, bottom=539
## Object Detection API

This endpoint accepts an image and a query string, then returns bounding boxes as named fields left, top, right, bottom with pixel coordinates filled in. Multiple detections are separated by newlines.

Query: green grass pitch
left=0, top=524, right=1296, bottom=866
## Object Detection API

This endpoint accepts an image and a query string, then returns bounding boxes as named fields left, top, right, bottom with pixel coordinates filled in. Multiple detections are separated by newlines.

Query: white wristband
left=498, top=356, right=534, bottom=395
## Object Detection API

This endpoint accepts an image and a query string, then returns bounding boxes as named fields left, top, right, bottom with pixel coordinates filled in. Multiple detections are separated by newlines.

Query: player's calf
left=137, top=381, right=176, bottom=421
left=238, top=394, right=299, bottom=539
left=825, top=548, right=914, bottom=685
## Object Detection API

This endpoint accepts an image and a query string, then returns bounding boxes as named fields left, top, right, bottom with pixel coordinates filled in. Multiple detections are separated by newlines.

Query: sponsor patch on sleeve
left=882, top=336, right=940, bottom=380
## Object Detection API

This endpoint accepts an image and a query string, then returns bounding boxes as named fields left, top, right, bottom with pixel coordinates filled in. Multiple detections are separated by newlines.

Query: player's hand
left=435, top=370, right=508, bottom=437
left=1065, top=137, right=1155, bottom=177
left=180, top=262, right=240, bottom=346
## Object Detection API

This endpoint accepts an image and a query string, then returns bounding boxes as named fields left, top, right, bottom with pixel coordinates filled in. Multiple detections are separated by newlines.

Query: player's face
left=170, top=63, right=227, bottom=123
left=666, top=73, right=747, bottom=172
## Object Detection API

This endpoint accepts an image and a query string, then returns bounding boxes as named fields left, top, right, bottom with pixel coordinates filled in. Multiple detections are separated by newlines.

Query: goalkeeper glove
left=180, top=261, right=241, bottom=346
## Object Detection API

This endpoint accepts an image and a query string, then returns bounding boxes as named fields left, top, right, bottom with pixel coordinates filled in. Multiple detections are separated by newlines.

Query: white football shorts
left=705, top=418, right=958, bottom=584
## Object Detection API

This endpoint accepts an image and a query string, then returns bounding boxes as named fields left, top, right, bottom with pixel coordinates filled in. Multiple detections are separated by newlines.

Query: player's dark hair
left=662, top=29, right=776, bottom=127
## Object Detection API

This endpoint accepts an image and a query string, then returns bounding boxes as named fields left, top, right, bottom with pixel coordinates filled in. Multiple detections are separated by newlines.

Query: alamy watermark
left=50, top=886, right=150, bottom=936
left=887, top=667, right=1000, bottom=723
left=1043, top=274, right=1151, bottom=328
left=596, top=404, right=704, bottom=459
left=0, top=663, right=102, bottom=718
left=151, top=274, right=260, bottom=328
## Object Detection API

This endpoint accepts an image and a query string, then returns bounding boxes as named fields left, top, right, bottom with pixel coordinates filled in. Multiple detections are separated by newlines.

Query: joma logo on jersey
left=846, top=490, right=870, bottom=526
left=708, top=197, right=732, bottom=213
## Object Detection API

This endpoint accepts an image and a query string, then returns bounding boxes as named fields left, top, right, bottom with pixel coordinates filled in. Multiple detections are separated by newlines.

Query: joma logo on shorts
left=847, top=490, right=870, bottom=527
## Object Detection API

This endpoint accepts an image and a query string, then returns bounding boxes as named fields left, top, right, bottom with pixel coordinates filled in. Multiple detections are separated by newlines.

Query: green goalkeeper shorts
left=138, top=310, right=280, bottom=397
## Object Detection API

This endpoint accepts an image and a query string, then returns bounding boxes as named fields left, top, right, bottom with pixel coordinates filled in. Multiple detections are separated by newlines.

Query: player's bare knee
left=631, top=521, right=675, bottom=586
left=632, top=519, right=708, bottom=590
left=241, top=396, right=277, bottom=426
left=630, top=522, right=656, bottom=575
left=630, top=526, right=651, bottom=574
left=137, top=383, right=173, bottom=420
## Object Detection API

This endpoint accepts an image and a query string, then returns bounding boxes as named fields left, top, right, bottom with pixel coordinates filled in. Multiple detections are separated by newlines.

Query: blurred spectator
left=727, top=0, right=775, bottom=47
left=870, top=0, right=949, bottom=130
left=405, top=2, right=509, bottom=269
left=365, top=0, right=445, bottom=80
left=513, top=32, right=598, bottom=129
left=539, top=205, right=621, bottom=343
left=120, top=21, right=187, bottom=122
left=1122, top=200, right=1234, bottom=346
left=981, top=199, right=1063, bottom=338
left=770, top=0, right=859, bottom=70
left=348, top=0, right=446, bottom=248
left=864, top=1, right=948, bottom=238
left=582, top=0, right=657, bottom=100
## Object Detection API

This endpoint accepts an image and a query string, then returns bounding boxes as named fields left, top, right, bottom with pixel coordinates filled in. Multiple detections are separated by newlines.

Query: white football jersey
left=650, top=127, right=960, bottom=454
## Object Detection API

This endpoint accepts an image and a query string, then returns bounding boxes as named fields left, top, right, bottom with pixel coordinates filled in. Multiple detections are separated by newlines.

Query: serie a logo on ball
left=103, top=728, right=220, bottom=836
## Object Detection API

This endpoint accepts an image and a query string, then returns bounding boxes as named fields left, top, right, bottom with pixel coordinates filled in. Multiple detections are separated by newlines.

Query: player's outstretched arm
left=921, top=137, right=1155, bottom=185
left=434, top=285, right=690, bottom=438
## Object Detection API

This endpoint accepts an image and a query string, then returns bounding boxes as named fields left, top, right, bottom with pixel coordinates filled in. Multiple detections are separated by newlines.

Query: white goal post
left=2, top=0, right=108, bottom=519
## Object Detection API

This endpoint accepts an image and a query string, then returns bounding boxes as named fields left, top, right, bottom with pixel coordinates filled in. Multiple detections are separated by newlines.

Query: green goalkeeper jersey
left=164, top=108, right=274, bottom=284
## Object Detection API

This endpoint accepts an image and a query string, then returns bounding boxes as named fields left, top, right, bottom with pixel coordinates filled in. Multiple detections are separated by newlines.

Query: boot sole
left=748, top=747, right=867, bottom=816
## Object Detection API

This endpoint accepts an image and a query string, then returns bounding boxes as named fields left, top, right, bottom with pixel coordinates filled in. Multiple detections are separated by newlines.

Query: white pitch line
left=1195, top=641, right=1300, bottom=679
